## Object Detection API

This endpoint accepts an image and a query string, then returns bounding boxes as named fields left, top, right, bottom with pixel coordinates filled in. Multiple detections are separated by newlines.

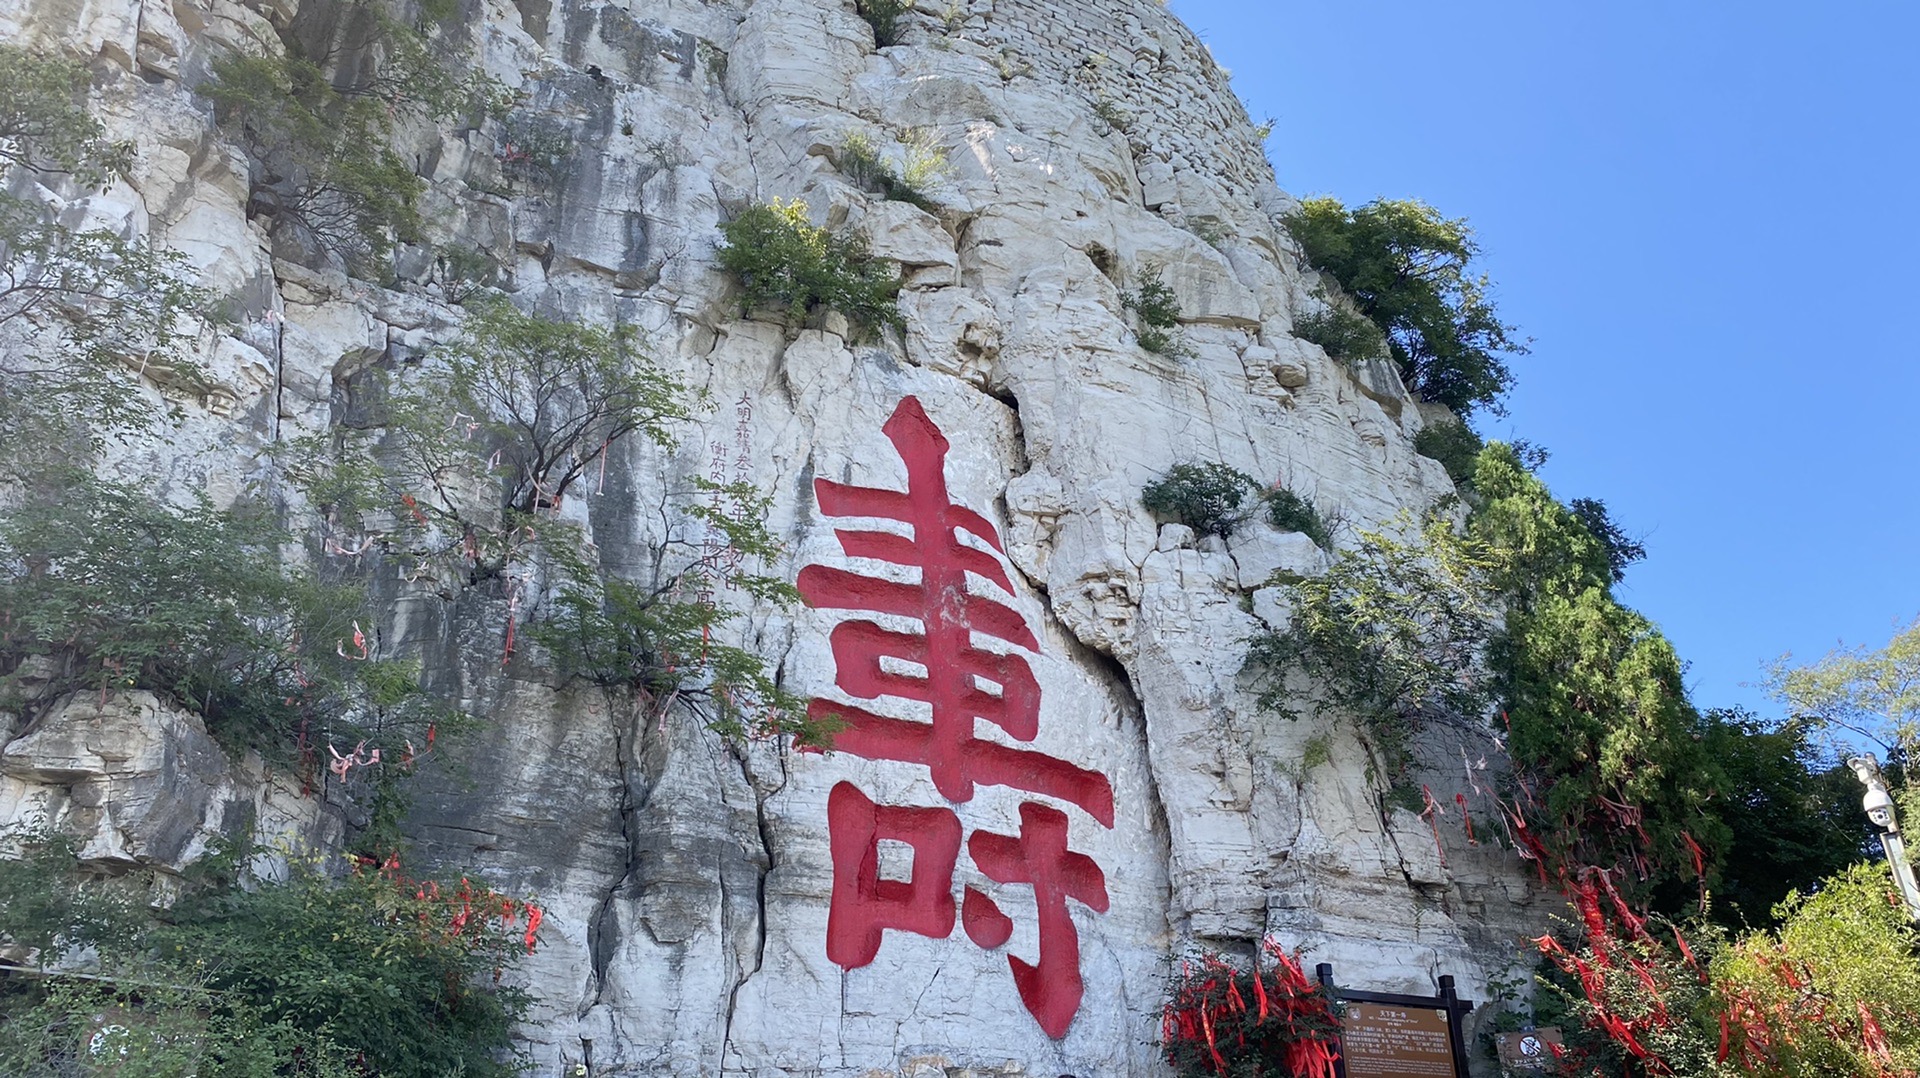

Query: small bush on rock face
left=1122, top=261, right=1191, bottom=358
left=1285, top=196, right=1527, bottom=416
left=857, top=0, right=914, bottom=46
left=1264, top=488, right=1332, bottom=550
left=837, top=130, right=949, bottom=211
left=1142, top=463, right=1256, bottom=538
left=718, top=198, right=901, bottom=340
left=1291, top=302, right=1386, bottom=365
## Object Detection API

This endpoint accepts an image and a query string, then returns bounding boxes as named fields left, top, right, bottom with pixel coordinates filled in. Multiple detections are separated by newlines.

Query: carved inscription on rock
left=797, top=396, right=1114, bottom=1038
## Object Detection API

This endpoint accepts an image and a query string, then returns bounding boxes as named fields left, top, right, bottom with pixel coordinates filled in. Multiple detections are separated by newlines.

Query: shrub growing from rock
left=718, top=198, right=901, bottom=340
left=1285, top=197, right=1526, bottom=416
left=1122, top=261, right=1191, bottom=358
left=1264, top=488, right=1332, bottom=550
left=1291, top=302, right=1386, bottom=365
left=1142, top=463, right=1256, bottom=538
left=1412, top=417, right=1484, bottom=486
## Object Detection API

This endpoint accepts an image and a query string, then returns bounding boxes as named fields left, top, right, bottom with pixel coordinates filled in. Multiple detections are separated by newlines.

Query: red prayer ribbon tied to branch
left=798, top=397, right=1116, bottom=1040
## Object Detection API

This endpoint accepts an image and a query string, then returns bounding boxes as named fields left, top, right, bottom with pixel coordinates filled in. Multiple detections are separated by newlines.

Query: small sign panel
left=1340, top=1003, right=1459, bottom=1078
left=1496, top=1029, right=1564, bottom=1070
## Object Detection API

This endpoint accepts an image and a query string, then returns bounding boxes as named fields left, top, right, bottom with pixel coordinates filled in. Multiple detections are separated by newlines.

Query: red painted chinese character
left=801, top=397, right=1116, bottom=1040
left=826, top=781, right=962, bottom=968
left=797, top=398, right=1114, bottom=825
left=963, top=801, right=1110, bottom=1038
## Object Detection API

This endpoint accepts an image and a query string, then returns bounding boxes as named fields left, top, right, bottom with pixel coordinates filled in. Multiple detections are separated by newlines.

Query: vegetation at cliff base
left=0, top=828, right=534, bottom=1076
left=1285, top=197, right=1527, bottom=416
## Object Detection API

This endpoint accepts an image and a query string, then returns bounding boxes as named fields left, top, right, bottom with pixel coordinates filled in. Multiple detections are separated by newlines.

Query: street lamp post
left=1848, top=753, right=1920, bottom=924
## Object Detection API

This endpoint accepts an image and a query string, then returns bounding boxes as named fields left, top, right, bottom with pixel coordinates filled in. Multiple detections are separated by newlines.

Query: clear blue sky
left=1170, top=1, right=1920, bottom=718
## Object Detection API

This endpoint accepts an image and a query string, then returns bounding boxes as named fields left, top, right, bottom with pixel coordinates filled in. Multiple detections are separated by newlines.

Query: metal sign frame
left=1315, top=962, right=1475, bottom=1078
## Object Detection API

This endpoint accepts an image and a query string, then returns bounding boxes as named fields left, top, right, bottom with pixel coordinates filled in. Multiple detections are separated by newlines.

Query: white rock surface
left=0, top=0, right=1549, bottom=1072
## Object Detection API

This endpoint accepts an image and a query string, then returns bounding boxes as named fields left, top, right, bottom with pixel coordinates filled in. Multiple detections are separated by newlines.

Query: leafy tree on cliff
left=0, top=46, right=206, bottom=456
left=1285, top=197, right=1527, bottom=416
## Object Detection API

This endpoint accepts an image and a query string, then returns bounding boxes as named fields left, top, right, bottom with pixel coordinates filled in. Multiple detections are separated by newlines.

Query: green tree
left=1764, top=614, right=1920, bottom=777
left=0, top=472, right=445, bottom=758
left=1411, top=417, right=1484, bottom=486
left=1284, top=197, right=1527, bottom=415
left=286, top=298, right=829, bottom=746
left=1247, top=444, right=1725, bottom=897
left=0, top=46, right=207, bottom=456
left=198, top=1, right=501, bottom=273
left=1245, top=515, right=1501, bottom=783
left=1693, top=709, right=1867, bottom=929
left=0, top=829, right=531, bottom=1077
left=1140, top=462, right=1256, bottom=538
left=1121, top=261, right=1191, bottom=358
left=1569, top=496, right=1647, bottom=584
left=1472, top=445, right=1724, bottom=891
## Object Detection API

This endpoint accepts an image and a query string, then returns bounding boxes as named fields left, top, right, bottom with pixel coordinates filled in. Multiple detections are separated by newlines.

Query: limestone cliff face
left=0, top=0, right=1545, bottom=1073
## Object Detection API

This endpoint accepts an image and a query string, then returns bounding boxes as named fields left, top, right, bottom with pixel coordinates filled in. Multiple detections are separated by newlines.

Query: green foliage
left=1091, top=98, right=1129, bottom=131
left=285, top=301, right=829, bottom=746
left=0, top=47, right=209, bottom=457
left=199, top=3, right=502, bottom=274
left=1694, top=709, right=1867, bottom=929
left=1245, top=517, right=1501, bottom=780
left=202, top=52, right=423, bottom=272
left=289, top=298, right=695, bottom=572
left=836, top=129, right=950, bottom=211
left=1471, top=444, right=1724, bottom=891
left=1263, top=488, right=1331, bottom=550
left=1291, top=302, right=1386, bottom=365
left=530, top=479, right=832, bottom=748
left=0, top=47, right=129, bottom=184
left=1141, top=463, right=1256, bottom=538
left=1547, top=863, right=1920, bottom=1078
left=1569, top=497, right=1647, bottom=584
left=0, top=473, right=442, bottom=757
left=856, top=0, right=915, bottom=46
left=1711, top=862, right=1920, bottom=1076
left=158, top=866, right=531, bottom=1077
left=717, top=198, right=901, bottom=340
left=0, top=824, right=141, bottom=964
left=1412, top=418, right=1484, bottom=487
left=1764, top=613, right=1920, bottom=772
left=1247, top=444, right=1726, bottom=896
left=433, top=297, right=690, bottom=520
left=0, top=979, right=362, bottom=1078
left=0, top=834, right=531, bottom=1077
left=1284, top=197, right=1527, bottom=416
left=1121, top=261, right=1191, bottom=358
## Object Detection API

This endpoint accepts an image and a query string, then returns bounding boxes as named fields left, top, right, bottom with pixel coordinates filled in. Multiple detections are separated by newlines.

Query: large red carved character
left=800, top=397, right=1115, bottom=1040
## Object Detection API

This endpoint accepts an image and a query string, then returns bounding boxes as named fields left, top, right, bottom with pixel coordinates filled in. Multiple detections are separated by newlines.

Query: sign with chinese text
left=796, top=396, right=1114, bottom=1039
left=1340, top=1003, right=1459, bottom=1078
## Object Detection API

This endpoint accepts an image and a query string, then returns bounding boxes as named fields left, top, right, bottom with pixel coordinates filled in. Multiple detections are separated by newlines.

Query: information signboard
left=1314, top=962, right=1474, bottom=1078
left=1339, top=1002, right=1459, bottom=1078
